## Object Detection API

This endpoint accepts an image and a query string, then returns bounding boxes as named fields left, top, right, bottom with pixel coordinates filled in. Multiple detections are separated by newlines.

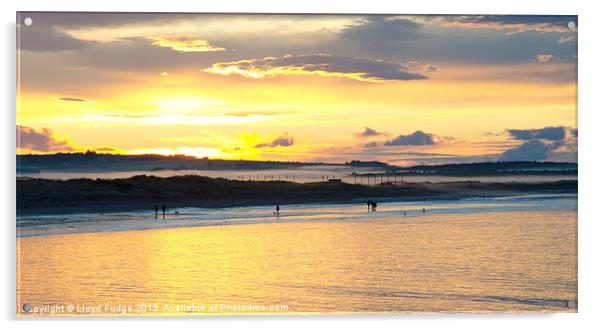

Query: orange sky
left=16, top=14, right=578, bottom=165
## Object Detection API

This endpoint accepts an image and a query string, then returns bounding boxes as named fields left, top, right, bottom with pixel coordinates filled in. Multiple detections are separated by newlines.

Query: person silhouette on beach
left=371, top=201, right=377, bottom=211
left=422, top=207, right=426, bottom=213
left=161, top=204, right=166, bottom=219
left=154, top=204, right=159, bottom=218
left=367, top=200, right=371, bottom=211
left=275, top=205, right=280, bottom=217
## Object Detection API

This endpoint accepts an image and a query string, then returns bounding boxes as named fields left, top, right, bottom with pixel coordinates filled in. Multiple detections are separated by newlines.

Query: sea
left=17, top=166, right=576, bottom=185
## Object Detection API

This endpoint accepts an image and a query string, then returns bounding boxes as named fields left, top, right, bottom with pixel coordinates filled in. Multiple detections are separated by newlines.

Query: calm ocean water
left=18, top=167, right=576, bottom=184
left=17, top=195, right=577, bottom=315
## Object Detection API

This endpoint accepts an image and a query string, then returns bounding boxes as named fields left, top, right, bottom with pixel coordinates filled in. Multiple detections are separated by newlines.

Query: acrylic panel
left=16, top=12, right=578, bottom=316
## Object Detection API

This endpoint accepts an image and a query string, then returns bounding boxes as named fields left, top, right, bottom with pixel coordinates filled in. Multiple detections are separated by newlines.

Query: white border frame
left=2, top=1, right=600, bottom=328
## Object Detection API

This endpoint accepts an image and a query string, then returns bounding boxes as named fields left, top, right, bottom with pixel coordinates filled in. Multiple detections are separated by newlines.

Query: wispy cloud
left=434, top=15, right=576, bottom=35
left=536, top=54, right=554, bottom=63
left=558, top=35, right=575, bottom=44
left=204, top=54, right=432, bottom=82
left=52, top=113, right=269, bottom=126
left=147, top=36, right=225, bottom=52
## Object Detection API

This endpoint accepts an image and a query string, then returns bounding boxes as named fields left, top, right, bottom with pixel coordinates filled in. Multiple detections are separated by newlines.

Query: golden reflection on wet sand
left=17, top=210, right=576, bottom=315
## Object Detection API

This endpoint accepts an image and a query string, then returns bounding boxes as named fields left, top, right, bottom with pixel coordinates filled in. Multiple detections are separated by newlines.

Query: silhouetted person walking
left=154, top=204, right=159, bottom=218
left=161, top=204, right=166, bottom=219
left=367, top=200, right=371, bottom=211
left=275, top=205, right=280, bottom=216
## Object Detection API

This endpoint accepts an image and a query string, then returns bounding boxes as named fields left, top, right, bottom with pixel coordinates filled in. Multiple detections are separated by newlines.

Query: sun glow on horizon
left=17, top=13, right=577, bottom=165
left=127, top=147, right=228, bottom=159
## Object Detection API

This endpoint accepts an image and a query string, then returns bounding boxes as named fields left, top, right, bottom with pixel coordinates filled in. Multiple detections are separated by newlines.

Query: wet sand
left=17, top=195, right=577, bottom=315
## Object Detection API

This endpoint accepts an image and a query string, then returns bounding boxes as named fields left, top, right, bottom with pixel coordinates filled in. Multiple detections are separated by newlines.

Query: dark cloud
left=383, top=130, right=436, bottom=146
left=255, top=135, right=295, bottom=148
left=395, top=16, right=578, bottom=67
left=499, top=126, right=577, bottom=162
left=205, top=54, right=430, bottom=82
left=17, top=12, right=202, bottom=52
left=499, top=140, right=554, bottom=161
left=57, top=97, right=88, bottom=102
left=506, top=127, right=566, bottom=141
left=18, top=24, right=90, bottom=52
left=354, top=127, right=385, bottom=139
left=17, top=125, right=74, bottom=152
left=16, top=12, right=158, bottom=51
left=18, top=12, right=186, bottom=28
left=18, top=13, right=578, bottom=85
left=341, top=16, right=425, bottom=51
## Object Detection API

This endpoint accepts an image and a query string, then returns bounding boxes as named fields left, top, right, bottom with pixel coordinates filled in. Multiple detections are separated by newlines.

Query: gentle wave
left=17, top=193, right=577, bottom=238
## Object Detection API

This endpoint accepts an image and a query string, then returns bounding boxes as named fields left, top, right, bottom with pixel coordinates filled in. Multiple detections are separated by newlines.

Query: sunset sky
left=16, top=13, right=577, bottom=165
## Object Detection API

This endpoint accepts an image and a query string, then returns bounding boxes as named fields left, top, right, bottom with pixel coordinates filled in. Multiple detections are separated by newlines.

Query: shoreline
left=16, top=194, right=577, bottom=239
left=17, top=175, right=577, bottom=217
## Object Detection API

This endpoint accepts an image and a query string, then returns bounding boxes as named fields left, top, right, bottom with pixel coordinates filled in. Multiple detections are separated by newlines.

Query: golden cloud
left=204, top=54, right=431, bottom=83
left=147, top=36, right=225, bottom=52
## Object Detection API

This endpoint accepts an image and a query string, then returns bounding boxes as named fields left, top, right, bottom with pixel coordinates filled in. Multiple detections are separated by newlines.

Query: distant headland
left=17, top=174, right=577, bottom=216
left=17, top=152, right=577, bottom=176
